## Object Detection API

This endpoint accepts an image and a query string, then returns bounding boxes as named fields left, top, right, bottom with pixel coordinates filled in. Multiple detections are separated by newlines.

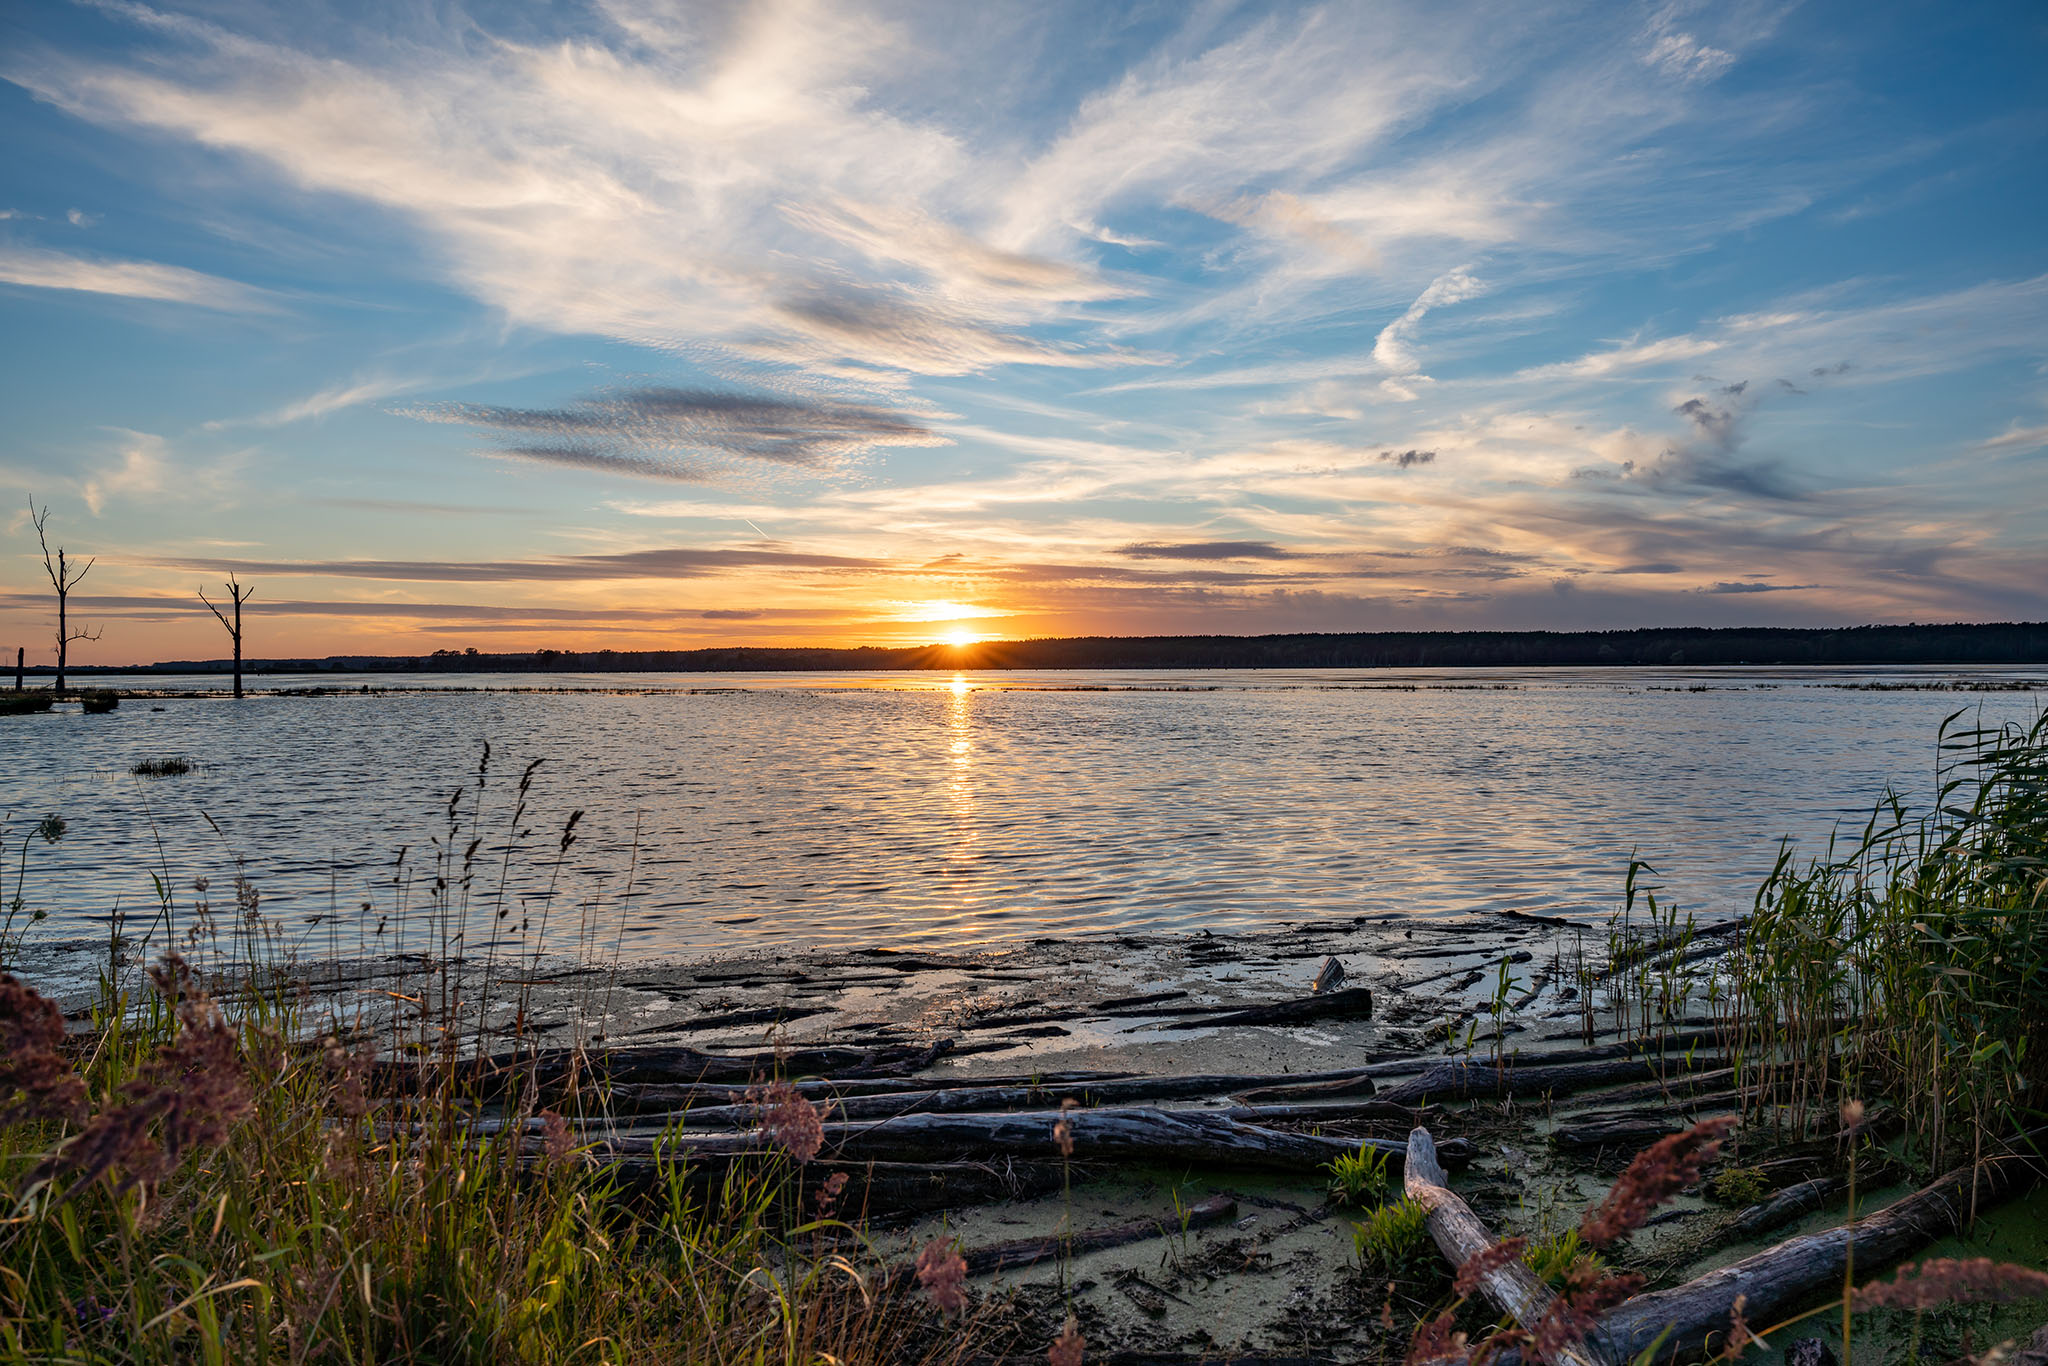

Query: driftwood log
left=1404, top=1127, right=1616, bottom=1366
left=1594, top=1144, right=2045, bottom=1364
left=1726, top=1176, right=1847, bottom=1241
left=1157, top=986, right=1374, bottom=1030
left=959, top=1192, right=1239, bottom=1276
left=604, top=1155, right=1066, bottom=1217
left=1377, top=1053, right=1729, bottom=1107
left=552, top=1069, right=1382, bottom=1127
left=587, top=1106, right=1468, bottom=1172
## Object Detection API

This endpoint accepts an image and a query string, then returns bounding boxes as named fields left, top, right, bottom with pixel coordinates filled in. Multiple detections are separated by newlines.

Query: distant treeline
left=43, top=621, right=2048, bottom=676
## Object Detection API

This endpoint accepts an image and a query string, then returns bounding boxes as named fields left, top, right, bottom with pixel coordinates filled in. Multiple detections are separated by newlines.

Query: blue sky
left=2, top=0, right=2044, bottom=662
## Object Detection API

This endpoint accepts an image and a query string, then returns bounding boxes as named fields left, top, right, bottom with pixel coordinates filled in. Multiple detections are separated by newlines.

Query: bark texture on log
left=1597, top=1146, right=2044, bottom=1365
left=1404, top=1127, right=1617, bottom=1366
left=1157, top=986, right=1375, bottom=1030
left=1377, top=1054, right=1729, bottom=1107
left=960, top=1193, right=1238, bottom=1275
left=604, top=1155, right=1066, bottom=1217
left=574, top=1068, right=1381, bottom=1127
left=1727, top=1176, right=1847, bottom=1242
left=590, top=1106, right=1466, bottom=1172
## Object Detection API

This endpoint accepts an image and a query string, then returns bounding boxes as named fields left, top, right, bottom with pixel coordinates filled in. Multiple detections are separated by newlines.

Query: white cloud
left=82, top=430, right=169, bottom=513
left=1516, top=334, right=1722, bottom=380
left=0, top=245, right=267, bottom=311
left=1373, top=267, right=1486, bottom=376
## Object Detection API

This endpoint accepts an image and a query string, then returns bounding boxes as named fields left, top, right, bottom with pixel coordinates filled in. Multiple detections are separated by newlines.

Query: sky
left=1, top=0, right=2045, bottom=664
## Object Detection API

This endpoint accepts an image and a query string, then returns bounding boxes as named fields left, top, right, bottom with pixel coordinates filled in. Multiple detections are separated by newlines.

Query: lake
left=2, top=665, right=2042, bottom=963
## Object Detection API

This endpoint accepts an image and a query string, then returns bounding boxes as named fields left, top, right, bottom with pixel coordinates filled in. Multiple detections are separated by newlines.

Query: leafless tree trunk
left=30, top=503, right=98, bottom=692
left=200, top=576, right=253, bottom=698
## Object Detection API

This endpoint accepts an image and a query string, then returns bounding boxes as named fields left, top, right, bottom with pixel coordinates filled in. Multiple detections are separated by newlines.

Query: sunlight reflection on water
left=1, top=665, right=2041, bottom=960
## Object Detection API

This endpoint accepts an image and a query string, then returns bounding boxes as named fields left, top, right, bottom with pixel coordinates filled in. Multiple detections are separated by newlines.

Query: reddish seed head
left=814, top=1169, right=849, bottom=1218
left=539, top=1109, right=574, bottom=1164
left=915, top=1237, right=968, bottom=1314
left=1404, top=1311, right=1472, bottom=1366
left=1579, top=1117, right=1735, bottom=1247
left=755, top=1081, right=824, bottom=1163
left=1048, top=1315, right=1085, bottom=1366
left=1455, top=1238, right=1529, bottom=1298
left=0, top=974, right=86, bottom=1127
left=1852, top=1258, right=2048, bottom=1312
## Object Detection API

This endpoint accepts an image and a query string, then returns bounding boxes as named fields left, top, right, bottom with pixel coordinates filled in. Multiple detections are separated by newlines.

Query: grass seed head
left=915, top=1237, right=968, bottom=1314
left=1852, top=1258, right=2048, bottom=1312
left=1579, top=1116, right=1734, bottom=1246
left=0, top=974, right=86, bottom=1127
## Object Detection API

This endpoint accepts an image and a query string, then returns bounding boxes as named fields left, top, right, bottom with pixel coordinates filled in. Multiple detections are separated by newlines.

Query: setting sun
left=942, top=627, right=980, bottom=648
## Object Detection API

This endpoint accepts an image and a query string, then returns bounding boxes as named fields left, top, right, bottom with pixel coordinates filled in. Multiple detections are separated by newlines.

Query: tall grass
left=1732, top=710, right=2048, bottom=1165
left=0, top=955, right=993, bottom=1363
left=0, top=745, right=1002, bottom=1363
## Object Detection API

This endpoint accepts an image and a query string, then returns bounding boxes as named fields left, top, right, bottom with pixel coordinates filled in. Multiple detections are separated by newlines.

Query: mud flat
left=19, top=907, right=2042, bottom=1364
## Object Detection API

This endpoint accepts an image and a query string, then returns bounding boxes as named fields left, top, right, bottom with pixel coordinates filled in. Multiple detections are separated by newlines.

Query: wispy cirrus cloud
left=405, top=387, right=946, bottom=483
left=140, top=545, right=885, bottom=583
left=0, top=245, right=269, bottom=311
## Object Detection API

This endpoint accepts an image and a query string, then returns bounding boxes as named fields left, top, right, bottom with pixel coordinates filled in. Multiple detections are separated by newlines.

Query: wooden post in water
left=13, top=646, right=21, bottom=690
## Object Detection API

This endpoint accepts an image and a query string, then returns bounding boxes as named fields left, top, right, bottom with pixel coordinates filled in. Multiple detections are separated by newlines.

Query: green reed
left=0, top=747, right=999, bottom=1364
left=1731, top=709, right=2048, bottom=1166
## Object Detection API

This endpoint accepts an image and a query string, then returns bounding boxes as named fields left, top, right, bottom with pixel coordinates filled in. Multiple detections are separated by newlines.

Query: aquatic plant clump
left=1734, top=710, right=2048, bottom=1161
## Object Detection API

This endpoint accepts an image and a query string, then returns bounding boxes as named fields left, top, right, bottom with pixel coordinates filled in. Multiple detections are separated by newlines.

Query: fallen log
left=2013, top=1322, right=2048, bottom=1366
left=605, top=1155, right=1065, bottom=1217
left=1594, top=1144, right=2046, bottom=1364
left=1553, top=1114, right=1718, bottom=1151
left=374, top=1038, right=960, bottom=1094
left=1377, top=1054, right=1729, bottom=1107
left=959, top=1193, right=1238, bottom=1276
left=595, top=1067, right=1143, bottom=1111
left=1726, top=1176, right=1847, bottom=1241
left=1404, top=1127, right=1617, bottom=1366
left=589, top=1106, right=1467, bottom=1172
left=1157, top=986, right=1374, bottom=1030
left=553, top=1068, right=1383, bottom=1128
left=1233, top=1072, right=1386, bottom=1103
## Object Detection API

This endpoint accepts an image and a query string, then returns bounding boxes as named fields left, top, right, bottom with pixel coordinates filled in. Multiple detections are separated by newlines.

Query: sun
left=943, top=627, right=979, bottom=648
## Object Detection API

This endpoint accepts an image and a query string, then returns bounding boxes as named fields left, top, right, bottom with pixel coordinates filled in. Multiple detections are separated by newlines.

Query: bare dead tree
left=199, top=576, right=253, bottom=698
left=30, top=502, right=99, bottom=692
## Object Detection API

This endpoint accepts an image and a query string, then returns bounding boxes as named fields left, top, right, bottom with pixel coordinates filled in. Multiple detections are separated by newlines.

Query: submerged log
left=1595, top=1144, right=2045, bottom=1364
left=591, top=1106, right=1467, bottom=1172
left=1376, top=1053, right=1729, bottom=1107
left=1726, top=1176, right=1847, bottom=1241
left=960, top=1193, right=1239, bottom=1276
left=1404, top=1127, right=1617, bottom=1366
left=1157, top=986, right=1374, bottom=1030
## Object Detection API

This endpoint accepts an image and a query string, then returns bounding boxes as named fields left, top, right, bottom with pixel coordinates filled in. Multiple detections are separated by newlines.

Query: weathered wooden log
left=1377, top=1053, right=1729, bottom=1107
left=603, top=1154, right=1066, bottom=1216
left=1553, top=1114, right=1721, bottom=1151
left=1233, top=1072, right=1387, bottom=1103
left=557, top=1068, right=1383, bottom=1128
left=593, top=1068, right=1138, bottom=1111
left=959, top=1193, right=1239, bottom=1275
left=1557, top=1067, right=1739, bottom=1108
left=374, top=1038, right=960, bottom=1094
left=2011, top=1321, right=2048, bottom=1366
left=1404, top=1127, right=1617, bottom=1366
left=1594, top=1145, right=2045, bottom=1364
left=1157, top=986, right=1374, bottom=1030
left=1726, top=1176, right=1847, bottom=1241
left=589, top=1106, right=1467, bottom=1172
left=1219, top=1100, right=1420, bottom=1126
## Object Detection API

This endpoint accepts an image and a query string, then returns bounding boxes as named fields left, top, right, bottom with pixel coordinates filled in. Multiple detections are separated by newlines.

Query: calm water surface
left=2, top=666, right=2042, bottom=960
